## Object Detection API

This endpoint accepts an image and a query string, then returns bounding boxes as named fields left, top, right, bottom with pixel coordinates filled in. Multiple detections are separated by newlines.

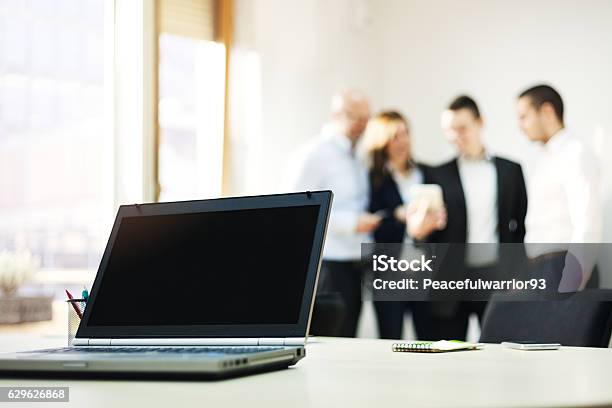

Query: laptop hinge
left=281, top=337, right=306, bottom=346
left=258, top=338, right=305, bottom=346
left=284, top=337, right=306, bottom=346
left=73, top=337, right=306, bottom=346
left=257, top=338, right=285, bottom=346
left=71, top=338, right=89, bottom=346
left=71, top=338, right=110, bottom=346
left=109, top=338, right=260, bottom=346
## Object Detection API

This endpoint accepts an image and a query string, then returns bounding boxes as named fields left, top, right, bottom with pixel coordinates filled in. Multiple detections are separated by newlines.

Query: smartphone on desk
left=502, top=341, right=561, bottom=350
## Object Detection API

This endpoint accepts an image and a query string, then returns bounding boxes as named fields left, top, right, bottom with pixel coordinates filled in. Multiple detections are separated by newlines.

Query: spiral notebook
left=392, top=340, right=483, bottom=353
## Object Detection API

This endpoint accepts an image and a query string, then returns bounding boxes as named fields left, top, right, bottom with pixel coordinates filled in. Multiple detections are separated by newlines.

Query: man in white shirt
left=288, top=90, right=381, bottom=337
left=517, top=84, right=602, bottom=291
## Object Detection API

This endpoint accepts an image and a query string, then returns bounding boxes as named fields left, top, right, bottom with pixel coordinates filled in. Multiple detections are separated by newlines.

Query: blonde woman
left=361, top=111, right=445, bottom=339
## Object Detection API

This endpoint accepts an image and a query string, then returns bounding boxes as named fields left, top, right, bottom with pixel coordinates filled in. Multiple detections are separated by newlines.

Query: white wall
left=229, top=0, right=384, bottom=195
left=230, top=0, right=612, bottom=285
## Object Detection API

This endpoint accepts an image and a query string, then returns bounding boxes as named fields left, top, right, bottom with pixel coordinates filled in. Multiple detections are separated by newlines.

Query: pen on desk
left=82, top=287, right=89, bottom=312
left=65, top=289, right=83, bottom=319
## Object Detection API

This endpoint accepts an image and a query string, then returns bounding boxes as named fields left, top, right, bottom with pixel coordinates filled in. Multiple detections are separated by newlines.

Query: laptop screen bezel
left=76, top=191, right=332, bottom=339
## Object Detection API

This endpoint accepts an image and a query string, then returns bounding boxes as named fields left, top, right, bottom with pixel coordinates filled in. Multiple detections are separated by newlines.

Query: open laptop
left=0, top=191, right=332, bottom=379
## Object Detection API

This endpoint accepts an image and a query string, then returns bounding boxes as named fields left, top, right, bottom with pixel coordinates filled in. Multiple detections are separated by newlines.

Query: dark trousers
left=317, top=260, right=364, bottom=338
left=412, top=301, right=487, bottom=341
left=373, top=300, right=488, bottom=341
left=374, top=301, right=409, bottom=340
left=411, top=263, right=494, bottom=341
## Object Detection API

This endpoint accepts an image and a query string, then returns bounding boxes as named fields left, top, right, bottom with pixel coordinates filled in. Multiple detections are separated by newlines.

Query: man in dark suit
left=419, top=95, right=528, bottom=340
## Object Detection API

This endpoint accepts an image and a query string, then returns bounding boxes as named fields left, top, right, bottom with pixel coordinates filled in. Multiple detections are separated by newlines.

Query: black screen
left=87, top=205, right=320, bottom=326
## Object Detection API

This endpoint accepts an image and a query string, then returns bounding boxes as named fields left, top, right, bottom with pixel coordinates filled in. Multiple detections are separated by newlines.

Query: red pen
left=65, top=289, right=83, bottom=319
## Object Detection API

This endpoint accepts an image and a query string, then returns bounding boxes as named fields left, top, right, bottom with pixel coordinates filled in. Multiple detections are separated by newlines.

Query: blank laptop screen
left=87, top=205, right=320, bottom=326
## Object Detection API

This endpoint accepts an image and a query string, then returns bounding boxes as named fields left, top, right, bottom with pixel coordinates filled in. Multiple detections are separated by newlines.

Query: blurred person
left=421, top=95, right=528, bottom=340
left=517, top=84, right=602, bottom=291
left=362, top=111, right=445, bottom=339
left=288, top=90, right=380, bottom=337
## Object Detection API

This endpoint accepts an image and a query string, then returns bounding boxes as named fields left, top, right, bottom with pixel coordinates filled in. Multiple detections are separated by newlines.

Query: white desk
left=0, top=335, right=611, bottom=408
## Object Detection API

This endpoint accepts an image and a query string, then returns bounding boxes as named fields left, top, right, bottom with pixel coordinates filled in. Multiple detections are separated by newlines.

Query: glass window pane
left=158, top=34, right=226, bottom=202
left=0, top=0, right=111, bottom=273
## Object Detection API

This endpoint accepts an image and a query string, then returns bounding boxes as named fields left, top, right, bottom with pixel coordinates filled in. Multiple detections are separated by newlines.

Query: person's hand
left=356, top=212, right=383, bottom=233
left=393, top=205, right=407, bottom=222
left=406, top=204, right=447, bottom=240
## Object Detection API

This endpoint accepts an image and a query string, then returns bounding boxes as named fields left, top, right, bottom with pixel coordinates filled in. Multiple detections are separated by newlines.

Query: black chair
left=309, top=292, right=346, bottom=337
left=480, top=289, right=612, bottom=347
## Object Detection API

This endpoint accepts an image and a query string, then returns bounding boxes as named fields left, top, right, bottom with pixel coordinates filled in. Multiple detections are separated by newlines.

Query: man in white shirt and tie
left=516, top=84, right=602, bottom=291
left=289, top=90, right=381, bottom=337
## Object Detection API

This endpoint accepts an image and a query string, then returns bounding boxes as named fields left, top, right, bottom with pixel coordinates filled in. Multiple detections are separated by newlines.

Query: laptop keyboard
left=26, top=346, right=283, bottom=355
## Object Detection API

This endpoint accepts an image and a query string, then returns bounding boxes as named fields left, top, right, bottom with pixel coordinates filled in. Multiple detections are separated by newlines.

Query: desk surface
left=0, top=335, right=611, bottom=408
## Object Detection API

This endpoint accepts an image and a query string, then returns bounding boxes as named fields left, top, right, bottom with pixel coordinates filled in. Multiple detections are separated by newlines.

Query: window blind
left=158, top=0, right=215, bottom=40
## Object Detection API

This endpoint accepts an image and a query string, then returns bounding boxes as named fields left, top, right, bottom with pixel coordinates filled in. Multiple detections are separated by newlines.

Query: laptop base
left=0, top=359, right=295, bottom=381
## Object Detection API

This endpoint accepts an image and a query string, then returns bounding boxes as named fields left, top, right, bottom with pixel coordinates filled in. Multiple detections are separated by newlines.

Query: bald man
left=289, top=90, right=381, bottom=337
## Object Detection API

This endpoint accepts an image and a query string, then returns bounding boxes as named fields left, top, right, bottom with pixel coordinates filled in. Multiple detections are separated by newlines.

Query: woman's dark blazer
left=369, top=163, right=430, bottom=243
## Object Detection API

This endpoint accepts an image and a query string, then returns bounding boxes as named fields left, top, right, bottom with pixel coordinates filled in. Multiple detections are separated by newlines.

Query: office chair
left=309, top=292, right=346, bottom=337
left=480, top=289, right=612, bottom=347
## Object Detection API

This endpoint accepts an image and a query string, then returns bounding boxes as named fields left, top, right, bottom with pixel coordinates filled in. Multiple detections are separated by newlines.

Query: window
left=0, top=0, right=111, bottom=273
left=0, top=0, right=230, bottom=279
left=157, top=0, right=226, bottom=201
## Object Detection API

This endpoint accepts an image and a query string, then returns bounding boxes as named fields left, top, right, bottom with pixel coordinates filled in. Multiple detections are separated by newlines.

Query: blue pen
left=82, top=287, right=89, bottom=310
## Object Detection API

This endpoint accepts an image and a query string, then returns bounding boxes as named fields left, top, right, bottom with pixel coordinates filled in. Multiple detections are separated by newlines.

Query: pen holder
left=66, top=299, right=87, bottom=347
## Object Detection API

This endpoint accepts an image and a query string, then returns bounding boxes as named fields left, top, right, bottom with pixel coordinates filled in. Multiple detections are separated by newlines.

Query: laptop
left=0, top=190, right=332, bottom=379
